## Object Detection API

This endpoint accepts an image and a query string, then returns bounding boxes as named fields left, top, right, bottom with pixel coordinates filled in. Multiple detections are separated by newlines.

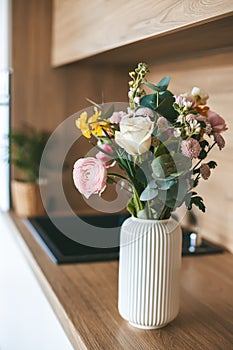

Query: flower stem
left=193, top=141, right=217, bottom=171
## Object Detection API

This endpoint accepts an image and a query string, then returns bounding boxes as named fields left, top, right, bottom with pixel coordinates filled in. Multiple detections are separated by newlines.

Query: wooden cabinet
left=51, top=0, right=233, bottom=66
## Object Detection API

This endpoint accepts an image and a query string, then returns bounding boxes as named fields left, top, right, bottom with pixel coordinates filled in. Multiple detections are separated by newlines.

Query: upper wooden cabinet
left=51, top=0, right=233, bottom=67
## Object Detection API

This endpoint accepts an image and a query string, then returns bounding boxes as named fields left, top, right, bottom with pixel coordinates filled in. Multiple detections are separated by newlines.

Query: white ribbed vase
left=118, top=216, right=182, bottom=329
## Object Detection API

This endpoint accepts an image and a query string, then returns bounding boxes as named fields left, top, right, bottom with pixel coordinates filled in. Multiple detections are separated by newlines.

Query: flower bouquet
left=72, top=62, right=227, bottom=329
left=73, top=62, right=227, bottom=220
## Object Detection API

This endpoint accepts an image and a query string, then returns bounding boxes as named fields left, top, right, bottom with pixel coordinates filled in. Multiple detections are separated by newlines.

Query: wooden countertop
left=10, top=213, right=233, bottom=350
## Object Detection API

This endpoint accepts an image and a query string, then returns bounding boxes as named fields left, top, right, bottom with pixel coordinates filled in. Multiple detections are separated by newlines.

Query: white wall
left=0, top=213, right=74, bottom=350
left=0, top=0, right=11, bottom=211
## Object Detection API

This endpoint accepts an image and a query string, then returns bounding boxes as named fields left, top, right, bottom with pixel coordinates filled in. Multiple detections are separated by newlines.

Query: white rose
left=115, top=116, right=154, bottom=155
left=191, top=87, right=209, bottom=105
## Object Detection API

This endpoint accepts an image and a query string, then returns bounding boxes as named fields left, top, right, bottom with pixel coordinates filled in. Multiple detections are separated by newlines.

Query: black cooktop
left=25, top=214, right=127, bottom=264
left=25, top=214, right=224, bottom=264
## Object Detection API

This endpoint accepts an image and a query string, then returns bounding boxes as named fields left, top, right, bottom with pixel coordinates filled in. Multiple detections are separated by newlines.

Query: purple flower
left=181, top=139, right=201, bottom=159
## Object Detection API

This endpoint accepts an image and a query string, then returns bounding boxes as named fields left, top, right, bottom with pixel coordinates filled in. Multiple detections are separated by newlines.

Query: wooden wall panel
left=148, top=50, right=233, bottom=252
left=11, top=0, right=129, bottom=210
left=52, top=0, right=233, bottom=66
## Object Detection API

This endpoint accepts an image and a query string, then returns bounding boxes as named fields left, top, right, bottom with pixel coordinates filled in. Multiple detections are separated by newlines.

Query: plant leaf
left=143, top=82, right=160, bottom=92
left=127, top=197, right=136, bottom=216
left=157, top=76, right=170, bottom=91
left=155, top=91, right=178, bottom=123
left=140, top=180, right=158, bottom=201
left=140, top=94, right=157, bottom=110
left=156, top=178, right=176, bottom=190
left=208, top=160, right=217, bottom=169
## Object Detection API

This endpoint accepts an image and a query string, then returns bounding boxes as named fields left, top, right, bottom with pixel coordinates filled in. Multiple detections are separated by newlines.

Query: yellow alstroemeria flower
left=76, top=111, right=91, bottom=139
left=89, top=107, right=108, bottom=137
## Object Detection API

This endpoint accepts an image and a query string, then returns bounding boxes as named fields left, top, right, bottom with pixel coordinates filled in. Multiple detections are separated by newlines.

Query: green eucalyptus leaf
left=155, top=91, right=178, bottom=123
left=157, top=76, right=170, bottom=91
left=140, top=94, right=157, bottom=110
left=143, top=82, right=160, bottom=92
left=140, top=180, right=158, bottom=201
left=151, top=154, right=174, bottom=178
left=156, top=178, right=176, bottom=190
left=137, top=209, right=148, bottom=219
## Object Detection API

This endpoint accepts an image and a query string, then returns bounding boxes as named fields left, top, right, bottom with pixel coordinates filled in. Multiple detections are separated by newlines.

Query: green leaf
left=157, top=76, right=170, bottom=91
left=198, top=149, right=207, bottom=160
left=127, top=197, right=136, bottom=216
left=189, top=196, right=206, bottom=212
left=151, top=154, right=174, bottom=178
left=153, top=142, right=169, bottom=157
left=143, top=82, right=160, bottom=92
left=152, top=153, right=191, bottom=179
left=200, top=140, right=209, bottom=148
left=156, top=178, right=176, bottom=190
left=155, top=91, right=178, bottom=123
left=171, top=153, right=192, bottom=175
left=140, top=180, right=158, bottom=201
left=135, top=166, right=147, bottom=184
left=137, top=209, right=148, bottom=219
left=144, top=76, right=170, bottom=92
left=140, top=94, right=157, bottom=110
left=208, top=161, right=217, bottom=169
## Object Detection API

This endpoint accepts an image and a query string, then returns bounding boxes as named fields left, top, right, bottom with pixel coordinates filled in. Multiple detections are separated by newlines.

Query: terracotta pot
left=11, top=180, right=46, bottom=217
left=118, top=216, right=182, bottom=329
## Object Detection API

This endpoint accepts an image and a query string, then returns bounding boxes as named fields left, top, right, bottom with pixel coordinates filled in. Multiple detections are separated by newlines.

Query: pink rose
left=96, top=144, right=113, bottom=163
left=73, top=157, right=107, bottom=199
left=206, top=110, right=227, bottom=133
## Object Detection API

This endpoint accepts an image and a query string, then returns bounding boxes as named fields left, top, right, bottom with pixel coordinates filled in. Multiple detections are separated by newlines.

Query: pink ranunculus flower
left=206, top=110, right=227, bottom=133
left=181, top=139, right=201, bottom=159
left=96, top=143, right=113, bottom=163
left=73, top=157, right=107, bottom=199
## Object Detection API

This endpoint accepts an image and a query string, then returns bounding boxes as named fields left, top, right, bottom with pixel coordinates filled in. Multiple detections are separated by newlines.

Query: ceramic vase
left=118, top=216, right=182, bottom=329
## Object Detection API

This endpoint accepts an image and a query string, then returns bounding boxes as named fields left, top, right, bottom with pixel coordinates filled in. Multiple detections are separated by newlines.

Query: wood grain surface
left=52, top=0, right=233, bottom=66
left=10, top=213, right=233, bottom=350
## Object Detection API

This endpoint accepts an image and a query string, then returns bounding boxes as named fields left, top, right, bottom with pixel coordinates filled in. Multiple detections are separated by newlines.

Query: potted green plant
left=9, top=125, right=50, bottom=217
